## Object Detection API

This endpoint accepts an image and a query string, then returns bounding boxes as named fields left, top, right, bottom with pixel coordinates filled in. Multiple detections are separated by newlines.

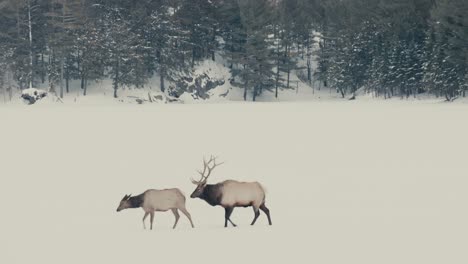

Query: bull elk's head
left=190, top=156, right=224, bottom=198
left=116, top=194, right=132, bottom=212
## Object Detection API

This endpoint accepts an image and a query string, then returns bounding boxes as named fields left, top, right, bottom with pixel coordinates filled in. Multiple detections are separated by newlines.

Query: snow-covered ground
left=1, top=101, right=467, bottom=264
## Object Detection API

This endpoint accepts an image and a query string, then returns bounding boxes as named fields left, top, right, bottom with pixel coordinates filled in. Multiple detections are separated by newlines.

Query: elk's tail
left=258, top=182, right=268, bottom=203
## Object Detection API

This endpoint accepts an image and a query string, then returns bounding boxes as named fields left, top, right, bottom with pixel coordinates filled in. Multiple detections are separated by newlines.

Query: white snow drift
left=0, top=101, right=467, bottom=264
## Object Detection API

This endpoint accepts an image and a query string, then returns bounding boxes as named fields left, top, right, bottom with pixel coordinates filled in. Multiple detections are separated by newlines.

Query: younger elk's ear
left=127, top=194, right=132, bottom=200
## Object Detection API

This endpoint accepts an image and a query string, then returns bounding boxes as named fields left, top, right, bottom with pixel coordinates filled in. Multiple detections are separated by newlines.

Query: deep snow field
left=1, top=101, right=467, bottom=264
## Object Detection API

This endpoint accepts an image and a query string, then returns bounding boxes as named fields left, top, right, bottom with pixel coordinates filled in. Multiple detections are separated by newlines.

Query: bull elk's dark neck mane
left=128, top=193, right=145, bottom=208
left=199, top=184, right=223, bottom=206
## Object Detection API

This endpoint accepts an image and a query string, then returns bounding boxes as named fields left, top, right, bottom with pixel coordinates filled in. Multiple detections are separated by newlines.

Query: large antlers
left=191, top=155, right=224, bottom=185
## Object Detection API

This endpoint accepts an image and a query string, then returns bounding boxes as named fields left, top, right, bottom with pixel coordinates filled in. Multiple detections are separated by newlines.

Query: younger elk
left=190, top=156, right=272, bottom=227
left=116, top=188, right=195, bottom=230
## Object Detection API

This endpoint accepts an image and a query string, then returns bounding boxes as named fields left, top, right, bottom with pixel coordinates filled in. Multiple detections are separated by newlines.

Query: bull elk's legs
left=260, top=203, right=272, bottom=225
left=172, top=209, right=180, bottom=229
left=224, top=207, right=237, bottom=227
left=142, top=212, right=149, bottom=229
left=251, top=207, right=261, bottom=225
left=179, top=207, right=195, bottom=228
left=150, top=212, right=155, bottom=230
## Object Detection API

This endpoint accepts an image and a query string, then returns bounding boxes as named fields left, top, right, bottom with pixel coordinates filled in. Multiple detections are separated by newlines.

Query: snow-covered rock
left=125, top=92, right=183, bottom=104
left=21, top=88, right=48, bottom=104
left=169, top=60, right=229, bottom=100
left=171, top=74, right=225, bottom=100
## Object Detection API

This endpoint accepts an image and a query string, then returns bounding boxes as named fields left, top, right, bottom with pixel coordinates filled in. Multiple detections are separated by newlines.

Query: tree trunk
left=65, top=57, right=69, bottom=93
left=15, top=6, right=21, bottom=90
left=275, top=65, right=280, bottom=98
left=306, top=36, right=311, bottom=86
left=1, top=74, right=5, bottom=103
left=275, top=24, right=280, bottom=98
left=113, top=83, right=118, bottom=98
left=60, top=56, right=64, bottom=98
left=48, top=50, right=56, bottom=94
left=285, top=42, right=290, bottom=88
left=192, top=48, right=196, bottom=68
left=41, top=53, right=45, bottom=83
left=7, top=70, right=13, bottom=101
left=66, top=76, right=69, bottom=94
left=28, top=0, right=33, bottom=89
left=338, top=87, right=345, bottom=98
left=113, top=59, right=119, bottom=98
left=243, top=80, right=248, bottom=101
left=160, top=72, right=165, bottom=92
left=77, top=49, right=80, bottom=69
left=84, top=79, right=88, bottom=96
left=445, top=90, right=451, bottom=102
left=253, top=86, right=257, bottom=102
left=2, top=86, right=6, bottom=103
left=211, top=25, right=216, bottom=61
left=83, top=75, right=88, bottom=96
left=60, top=0, right=68, bottom=99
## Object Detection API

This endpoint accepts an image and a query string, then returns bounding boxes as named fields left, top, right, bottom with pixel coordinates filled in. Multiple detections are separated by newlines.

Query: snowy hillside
left=1, top=58, right=325, bottom=105
left=1, top=101, right=467, bottom=264
left=4, top=57, right=465, bottom=106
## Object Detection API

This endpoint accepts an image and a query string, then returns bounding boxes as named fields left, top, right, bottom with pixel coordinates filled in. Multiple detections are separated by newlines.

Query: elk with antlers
left=190, top=156, right=272, bottom=227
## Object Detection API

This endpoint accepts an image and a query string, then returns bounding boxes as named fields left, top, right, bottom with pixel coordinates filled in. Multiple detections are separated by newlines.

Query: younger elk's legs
left=260, top=203, right=272, bottom=225
left=179, top=207, right=195, bottom=228
left=150, top=212, right=155, bottom=230
left=251, top=207, right=261, bottom=225
left=171, top=209, right=180, bottom=229
left=224, top=207, right=237, bottom=227
left=142, top=212, right=149, bottom=229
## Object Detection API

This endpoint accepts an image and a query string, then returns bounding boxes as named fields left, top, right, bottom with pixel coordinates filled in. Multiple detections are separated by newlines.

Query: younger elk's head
left=190, top=156, right=223, bottom=198
left=116, top=194, right=132, bottom=212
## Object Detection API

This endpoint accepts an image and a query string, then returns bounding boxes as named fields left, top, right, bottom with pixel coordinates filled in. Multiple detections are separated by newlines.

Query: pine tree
left=177, top=0, right=219, bottom=67
left=429, top=0, right=468, bottom=100
left=94, top=0, right=146, bottom=98
left=144, top=0, right=190, bottom=93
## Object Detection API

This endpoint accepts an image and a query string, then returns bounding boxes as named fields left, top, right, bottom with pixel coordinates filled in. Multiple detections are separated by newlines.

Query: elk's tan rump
left=219, top=180, right=266, bottom=208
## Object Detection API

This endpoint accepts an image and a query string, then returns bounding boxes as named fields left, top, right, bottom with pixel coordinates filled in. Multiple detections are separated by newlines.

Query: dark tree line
left=314, top=0, right=467, bottom=101
left=0, top=0, right=466, bottom=101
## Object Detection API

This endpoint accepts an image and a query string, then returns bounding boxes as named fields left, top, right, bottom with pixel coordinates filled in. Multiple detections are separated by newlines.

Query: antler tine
left=191, top=155, right=224, bottom=185
left=201, top=156, right=209, bottom=175
left=205, top=155, right=217, bottom=167
left=191, top=177, right=201, bottom=185
left=205, top=156, right=224, bottom=178
left=192, top=156, right=210, bottom=185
